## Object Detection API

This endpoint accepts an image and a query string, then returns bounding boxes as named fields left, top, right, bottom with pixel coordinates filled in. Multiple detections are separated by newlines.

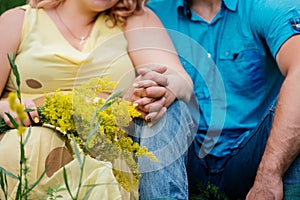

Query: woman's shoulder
left=0, top=7, right=25, bottom=26
left=0, top=7, right=26, bottom=52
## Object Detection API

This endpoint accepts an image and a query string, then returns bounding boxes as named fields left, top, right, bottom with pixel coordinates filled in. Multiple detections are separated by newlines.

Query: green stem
left=16, top=135, right=23, bottom=200
left=75, top=155, right=86, bottom=200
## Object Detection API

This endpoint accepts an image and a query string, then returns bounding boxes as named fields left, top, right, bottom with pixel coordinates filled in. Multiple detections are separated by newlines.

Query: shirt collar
left=177, top=0, right=190, bottom=17
left=223, top=0, right=238, bottom=11
left=177, top=0, right=238, bottom=17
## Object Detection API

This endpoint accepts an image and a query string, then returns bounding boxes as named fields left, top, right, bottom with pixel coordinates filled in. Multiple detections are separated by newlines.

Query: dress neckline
left=40, top=8, right=99, bottom=53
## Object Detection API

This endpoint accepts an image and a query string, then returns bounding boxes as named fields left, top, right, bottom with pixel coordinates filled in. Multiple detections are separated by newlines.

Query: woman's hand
left=0, top=99, right=39, bottom=128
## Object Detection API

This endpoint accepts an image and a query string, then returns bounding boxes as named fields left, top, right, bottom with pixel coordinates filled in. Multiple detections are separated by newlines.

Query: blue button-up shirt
left=148, top=0, right=300, bottom=159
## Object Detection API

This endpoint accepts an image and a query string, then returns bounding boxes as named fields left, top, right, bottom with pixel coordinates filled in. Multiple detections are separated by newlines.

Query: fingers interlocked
left=131, top=66, right=169, bottom=125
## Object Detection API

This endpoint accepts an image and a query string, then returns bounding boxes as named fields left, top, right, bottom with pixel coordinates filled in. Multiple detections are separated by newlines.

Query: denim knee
left=136, top=100, right=195, bottom=173
left=136, top=100, right=194, bottom=200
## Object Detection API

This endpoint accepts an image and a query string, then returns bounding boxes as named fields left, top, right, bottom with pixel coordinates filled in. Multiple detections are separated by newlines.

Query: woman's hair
left=29, top=0, right=148, bottom=26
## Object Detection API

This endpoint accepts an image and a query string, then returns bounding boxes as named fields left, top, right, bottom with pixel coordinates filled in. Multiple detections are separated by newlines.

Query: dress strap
left=19, top=4, right=37, bottom=42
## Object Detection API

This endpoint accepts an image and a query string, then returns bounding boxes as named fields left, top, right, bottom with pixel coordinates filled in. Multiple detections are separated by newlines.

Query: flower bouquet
left=0, top=55, right=157, bottom=194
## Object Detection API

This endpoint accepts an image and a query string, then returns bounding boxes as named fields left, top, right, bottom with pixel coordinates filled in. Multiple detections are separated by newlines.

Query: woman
left=0, top=0, right=193, bottom=199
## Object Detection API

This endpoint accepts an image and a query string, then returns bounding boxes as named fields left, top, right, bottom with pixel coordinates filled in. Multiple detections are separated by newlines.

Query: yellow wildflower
left=15, top=104, right=27, bottom=122
left=8, top=92, right=17, bottom=112
left=17, top=125, right=26, bottom=136
left=38, top=77, right=157, bottom=191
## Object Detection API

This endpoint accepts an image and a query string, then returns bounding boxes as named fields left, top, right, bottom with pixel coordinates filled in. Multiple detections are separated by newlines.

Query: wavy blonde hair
left=29, top=0, right=148, bottom=26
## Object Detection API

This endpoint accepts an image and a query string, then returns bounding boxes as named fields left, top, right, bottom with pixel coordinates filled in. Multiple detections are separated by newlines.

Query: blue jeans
left=134, top=100, right=196, bottom=200
left=136, top=99, right=300, bottom=199
left=188, top=103, right=300, bottom=199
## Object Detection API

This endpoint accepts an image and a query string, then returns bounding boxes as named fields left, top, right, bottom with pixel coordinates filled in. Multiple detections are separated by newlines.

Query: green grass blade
left=100, top=89, right=124, bottom=111
left=7, top=54, right=20, bottom=89
left=82, top=185, right=95, bottom=200
left=0, top=168, right=8, bottom=199
left=0, top=167, right=18, bottom=180
left=23, top=108, right=35, bottom=113
left=23, top=126, right=32, bottom=145
left=7, top=54, right=22, bottom=101
left=103, top=89, right=124, bottom=104
left=86, top=115, right=101, bottom=144
left=63, top=167, right=74, bottom=199
left=0, top=118, right=11, bottom=134
left=90, top=101, right=100, bottom=128
left=4, top=113, right=19, bottom=129
left=72, top=137, right=82, bottom=168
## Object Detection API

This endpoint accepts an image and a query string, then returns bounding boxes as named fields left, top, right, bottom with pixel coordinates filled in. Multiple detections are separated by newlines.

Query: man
left=138, top=0, right=300, bottom=199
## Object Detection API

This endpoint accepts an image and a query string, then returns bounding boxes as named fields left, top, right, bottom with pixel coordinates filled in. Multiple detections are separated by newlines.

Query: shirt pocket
left=218, top=42, right=265, bottom=94
left=181, top=59, right=211, bottom=100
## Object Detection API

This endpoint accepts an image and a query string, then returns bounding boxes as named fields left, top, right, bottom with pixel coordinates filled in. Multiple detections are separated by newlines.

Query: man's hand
left=246, top=168, right=283, bottom=200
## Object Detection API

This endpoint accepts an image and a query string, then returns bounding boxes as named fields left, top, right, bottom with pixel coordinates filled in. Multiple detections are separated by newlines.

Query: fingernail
left=132, top=102, right=139, bottom=107
left=146, top=116, right=151, bottom=122
left=148, top=122, right=153, bottom=127
left=33, top=117, right=39, bottom=123
left=133, top=83, right=139, bottom=88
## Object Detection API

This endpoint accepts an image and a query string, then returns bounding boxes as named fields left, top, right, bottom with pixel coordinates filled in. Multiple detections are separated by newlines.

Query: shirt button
left=224, top=51, right=230, bottom=56
left=207, top=53, right=211, bottom=58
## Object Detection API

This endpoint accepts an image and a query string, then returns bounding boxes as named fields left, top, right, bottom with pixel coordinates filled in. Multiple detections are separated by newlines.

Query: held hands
left=0, top=99, right=39, bottom=128
left=130, top=66, right=176, bottom=126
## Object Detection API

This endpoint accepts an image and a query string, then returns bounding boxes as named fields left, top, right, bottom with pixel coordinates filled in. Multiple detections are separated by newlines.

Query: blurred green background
left=0, top=0, right=27, bottom=15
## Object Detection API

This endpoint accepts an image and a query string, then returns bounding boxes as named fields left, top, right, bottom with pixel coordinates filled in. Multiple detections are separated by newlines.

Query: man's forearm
left=258, top=72, right=300, bottom=177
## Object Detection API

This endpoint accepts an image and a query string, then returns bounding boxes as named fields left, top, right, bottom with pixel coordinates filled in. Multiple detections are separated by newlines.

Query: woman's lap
left=0, top=126, right=122, bottom=199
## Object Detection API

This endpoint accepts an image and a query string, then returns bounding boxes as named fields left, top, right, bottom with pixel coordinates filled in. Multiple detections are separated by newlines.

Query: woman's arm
left=123, top=7, right=193, bottom=123
left=0, top=8, right=38, bottom=128
left=0, top=8, right=24, bottom=96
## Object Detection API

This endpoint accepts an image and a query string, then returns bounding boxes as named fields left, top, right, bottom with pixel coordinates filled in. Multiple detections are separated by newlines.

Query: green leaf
left=89, top=101, right=100, bottom=129
left=23, top=126, right=32, bottom=145
left=7, top=54, right=20, bottom=89
left=85, top=101, right=102, bottom=145
left=100, top=99, right=116, bottom=112
left=100, top=89, right=124, bottom=111
left=82, top=185, right=96, bottom=200
left=86, top=115, right=101, bottom=145
left=103, top=89, right=124, bottom=103
left=0, top=169, right=5, bottom=189
left=0, top=168, right=9, bottom=198
left=4, top=112, right=19, bottom=129
left=24, top=108, right=35, bottom=113
left=72, top=137, right=82, bottom=168
left=0, top=167, right=21, bottom=199
left=0, top=118, right=11, bottom=133
left=7, top=54, right=22, bottom=102
left=63, top=167, right=74, bottom=199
